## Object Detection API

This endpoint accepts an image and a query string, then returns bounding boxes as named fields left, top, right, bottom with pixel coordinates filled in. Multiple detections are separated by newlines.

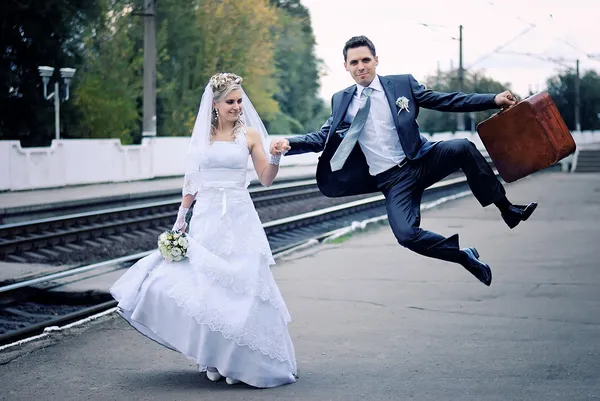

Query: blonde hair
left=209, top=73, right=244, bottom=141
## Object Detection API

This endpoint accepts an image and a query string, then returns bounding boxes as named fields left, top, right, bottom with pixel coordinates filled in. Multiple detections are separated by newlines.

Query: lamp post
left=38, top=66, right=76, bottom=140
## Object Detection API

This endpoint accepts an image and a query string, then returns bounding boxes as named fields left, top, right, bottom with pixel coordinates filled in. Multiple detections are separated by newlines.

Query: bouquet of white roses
left=157, top=230, right=189, bottom=262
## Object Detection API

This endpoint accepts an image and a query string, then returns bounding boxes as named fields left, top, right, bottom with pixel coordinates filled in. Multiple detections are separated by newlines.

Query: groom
left=270, top=35, right=537, bottom=286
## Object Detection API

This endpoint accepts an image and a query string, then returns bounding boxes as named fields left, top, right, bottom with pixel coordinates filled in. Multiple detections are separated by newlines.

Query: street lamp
left=38, top=66, right=76, bottom=140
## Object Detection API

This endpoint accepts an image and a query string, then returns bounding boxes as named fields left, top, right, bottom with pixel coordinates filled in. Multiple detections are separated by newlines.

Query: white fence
left=1, top=131, right=600, bottom=192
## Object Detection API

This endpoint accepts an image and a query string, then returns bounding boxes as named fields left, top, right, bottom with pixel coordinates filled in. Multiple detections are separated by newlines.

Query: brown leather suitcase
left=476, top=91, right=576, bottom=182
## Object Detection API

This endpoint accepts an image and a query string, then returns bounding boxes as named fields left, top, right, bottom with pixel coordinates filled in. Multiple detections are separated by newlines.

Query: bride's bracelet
left=269, top=154, right=282, bottom=165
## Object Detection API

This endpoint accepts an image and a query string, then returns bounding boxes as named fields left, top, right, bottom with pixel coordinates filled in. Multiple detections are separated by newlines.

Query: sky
left=300, top=0, right=600, bottom=101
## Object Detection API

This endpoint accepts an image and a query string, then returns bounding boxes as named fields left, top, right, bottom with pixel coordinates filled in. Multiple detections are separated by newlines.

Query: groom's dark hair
left=343, top=35, right=376, bottom=61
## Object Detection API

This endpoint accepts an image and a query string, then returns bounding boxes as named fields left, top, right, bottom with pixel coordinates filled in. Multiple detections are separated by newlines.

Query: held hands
left=270, top=138, right=291, bottom=156
left=494, top=90, right=518, bottom=108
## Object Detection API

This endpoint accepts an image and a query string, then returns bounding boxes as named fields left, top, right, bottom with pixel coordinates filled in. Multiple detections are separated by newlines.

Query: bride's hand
left=172, top=206, right=189, bottom=232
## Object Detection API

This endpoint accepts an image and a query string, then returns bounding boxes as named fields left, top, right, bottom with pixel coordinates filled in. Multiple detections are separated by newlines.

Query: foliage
left=416, top=69, right=511, bottom=134
left=72, top=0, right=142, bottom=144
left=156, top=0, right=280, bottom=138
left=270, top=0, right=327, bottom=134
left=1, top=0, right=101, bottom=146
left=546, top=69, right=600, bottom=131
left=2, top=0, right=329, bottom=145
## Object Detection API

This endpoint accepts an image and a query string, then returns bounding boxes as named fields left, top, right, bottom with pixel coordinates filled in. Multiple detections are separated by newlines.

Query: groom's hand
left=270, top=138, right=291, bottom=155
left=494, top=90, right=517, bottom=108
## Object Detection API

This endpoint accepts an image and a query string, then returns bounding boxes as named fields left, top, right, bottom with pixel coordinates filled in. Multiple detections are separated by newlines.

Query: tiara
left=209, top=72, right=243, bottom=92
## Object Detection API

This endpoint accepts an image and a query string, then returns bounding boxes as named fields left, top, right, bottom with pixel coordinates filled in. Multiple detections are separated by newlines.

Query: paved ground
left=1, top=172, right=599, bottom=401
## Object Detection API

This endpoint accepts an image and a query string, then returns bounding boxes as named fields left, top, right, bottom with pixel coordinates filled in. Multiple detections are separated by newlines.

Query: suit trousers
left=375, top=138, right=506, bottom=263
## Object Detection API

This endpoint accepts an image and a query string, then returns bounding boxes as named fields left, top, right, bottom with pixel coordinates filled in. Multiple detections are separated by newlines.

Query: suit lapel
left=381, top=76, right=401, bottom=132
left=331, top=86, right=355, bottom=131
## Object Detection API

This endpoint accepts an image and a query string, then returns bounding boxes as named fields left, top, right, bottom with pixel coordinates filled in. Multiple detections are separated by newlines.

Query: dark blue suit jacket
left=287, top=74, right=498, bottom=197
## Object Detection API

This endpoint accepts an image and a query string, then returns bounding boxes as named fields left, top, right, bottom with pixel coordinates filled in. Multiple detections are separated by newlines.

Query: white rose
left=178, top=237, right=187, bottom=247
left=171, top=248, right=182, bottom=257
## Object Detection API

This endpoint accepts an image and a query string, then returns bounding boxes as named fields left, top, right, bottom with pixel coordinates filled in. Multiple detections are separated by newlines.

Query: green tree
left=156, top=0, right=281, bottom=137
left=546, top=69, right=600, bottom=131
left=154, top=0, right=204, bottom=137
left=2, top=0, right=330, bottom=145
left=1, top=0, right=100, bottom=146
left=416, top=70, right=511, bottom=134
left=72, top=0, right=142, bottom=144
left=270, top=0, right=328, bottom=135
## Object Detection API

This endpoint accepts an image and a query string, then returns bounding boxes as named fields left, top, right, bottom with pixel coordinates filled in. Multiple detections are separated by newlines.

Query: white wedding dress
left=110, top=129, right=297, bottom=388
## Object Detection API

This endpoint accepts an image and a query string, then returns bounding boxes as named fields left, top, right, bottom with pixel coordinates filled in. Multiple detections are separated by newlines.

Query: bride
left=110, top=72, right=297, bottom=388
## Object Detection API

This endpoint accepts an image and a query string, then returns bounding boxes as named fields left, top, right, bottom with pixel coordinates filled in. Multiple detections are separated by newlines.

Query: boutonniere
left=396, top=96, right=410, bottom=114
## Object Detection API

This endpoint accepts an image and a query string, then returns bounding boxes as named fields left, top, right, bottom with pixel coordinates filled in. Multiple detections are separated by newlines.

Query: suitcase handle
left=494, top=100, right=520, bottom=116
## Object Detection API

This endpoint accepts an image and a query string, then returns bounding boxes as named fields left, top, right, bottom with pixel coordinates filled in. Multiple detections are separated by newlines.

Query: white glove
left=172, top=206, right=189, bottom=232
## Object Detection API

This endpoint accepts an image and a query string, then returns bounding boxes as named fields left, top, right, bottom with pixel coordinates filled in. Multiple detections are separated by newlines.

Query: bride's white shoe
left=206, top=367, right=222, bottom=382
left=225, top=377, right=240, bottom=385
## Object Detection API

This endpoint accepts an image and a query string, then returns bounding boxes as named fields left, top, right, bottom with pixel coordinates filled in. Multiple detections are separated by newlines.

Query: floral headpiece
left=209, top=72, right=243, bottom=93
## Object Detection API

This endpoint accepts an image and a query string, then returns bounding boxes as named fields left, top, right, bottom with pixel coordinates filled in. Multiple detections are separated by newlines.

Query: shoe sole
left=465, top=248, right=491, bottom=286
left=521, top=202, right=538, bottom=221
left=482, top=265, right=492, bottom=286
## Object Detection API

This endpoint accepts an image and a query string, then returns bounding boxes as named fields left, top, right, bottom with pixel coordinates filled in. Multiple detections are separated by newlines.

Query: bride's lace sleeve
left=173, top=168, right=200, bottom=232
left=183, top=150, right=202, bottom=198
left=183, top=171, right=200, bottom=197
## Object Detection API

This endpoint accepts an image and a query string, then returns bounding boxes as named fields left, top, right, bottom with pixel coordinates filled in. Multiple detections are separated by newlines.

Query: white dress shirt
left=344, top=76, right=406, bottom=176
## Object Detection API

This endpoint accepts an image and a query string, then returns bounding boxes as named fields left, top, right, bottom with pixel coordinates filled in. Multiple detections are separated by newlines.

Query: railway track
left=0, top=179, right=324, bottom=264
left=0, top=175, right=316, bottom=225
left=0, top=174, right=475, bottom=347
left=1, top=152, right=501, bottom=265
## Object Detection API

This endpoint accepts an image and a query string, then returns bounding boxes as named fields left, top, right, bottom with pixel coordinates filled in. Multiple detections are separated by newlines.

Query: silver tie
left=330, top=87, right=373, bottom=172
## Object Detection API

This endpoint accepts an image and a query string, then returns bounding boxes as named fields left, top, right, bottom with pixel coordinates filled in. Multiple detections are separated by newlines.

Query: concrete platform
left=1, top=172, right=599, bottom=401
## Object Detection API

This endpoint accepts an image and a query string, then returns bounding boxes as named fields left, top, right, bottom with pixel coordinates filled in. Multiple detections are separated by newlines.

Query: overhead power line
left=466, top=25, right=537, bottom=69
left=416, top=22, right=459, bottom=41
left=497, top=50, right=575, bottom=69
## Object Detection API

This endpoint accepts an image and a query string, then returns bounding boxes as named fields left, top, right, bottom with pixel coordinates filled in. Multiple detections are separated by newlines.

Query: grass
left=326, top=233, right=353, bottom=244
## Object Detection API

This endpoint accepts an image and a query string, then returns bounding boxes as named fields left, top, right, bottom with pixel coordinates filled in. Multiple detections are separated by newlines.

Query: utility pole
left=142, top=0, right=157, bottom=137
left=457, top=25, right=465, bottom=131
left=575, top=59, right=581, bottom=132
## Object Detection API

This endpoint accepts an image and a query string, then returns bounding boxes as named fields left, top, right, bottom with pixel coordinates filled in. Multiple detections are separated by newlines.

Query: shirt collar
left=356, top=75, right=383, bottom=97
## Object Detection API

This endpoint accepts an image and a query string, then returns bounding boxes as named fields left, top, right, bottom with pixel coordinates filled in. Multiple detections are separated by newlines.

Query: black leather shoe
left=460, top=247, right=492, bottom=286
left=501, top=202, right=538, bottom=229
